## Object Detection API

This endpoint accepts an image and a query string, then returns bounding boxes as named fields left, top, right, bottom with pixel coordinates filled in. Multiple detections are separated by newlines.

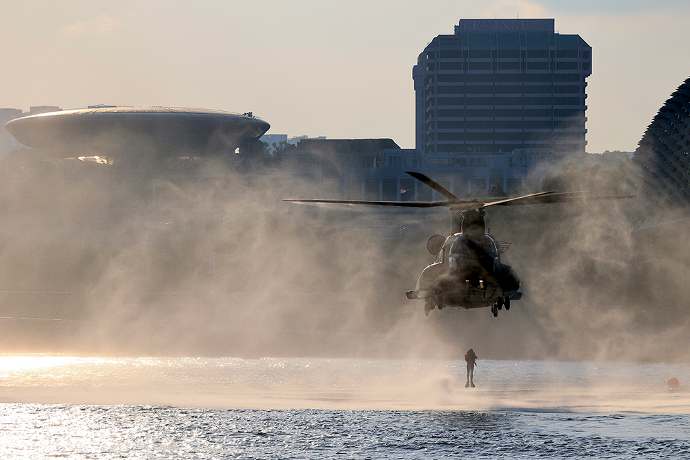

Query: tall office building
left=413, top=19, right=591, bottom=169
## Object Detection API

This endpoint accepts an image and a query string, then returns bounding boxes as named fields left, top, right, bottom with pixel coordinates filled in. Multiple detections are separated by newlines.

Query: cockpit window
left=451, top=235, right=497, bottom=258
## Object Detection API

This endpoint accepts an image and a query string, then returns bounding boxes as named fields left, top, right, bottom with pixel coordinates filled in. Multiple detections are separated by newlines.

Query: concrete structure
left=413, top=18, right=592, bottom=191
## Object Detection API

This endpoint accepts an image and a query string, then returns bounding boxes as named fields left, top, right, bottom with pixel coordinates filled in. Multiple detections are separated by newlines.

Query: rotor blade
left=406, top=171, right=458, bottom=200
left=283, top=199, right=448, bottom=208
left=484, top=191, right=560, bottom=206
left=479, top=191, right=560, bottom=207
left=484, top=192, right=636, bottom=207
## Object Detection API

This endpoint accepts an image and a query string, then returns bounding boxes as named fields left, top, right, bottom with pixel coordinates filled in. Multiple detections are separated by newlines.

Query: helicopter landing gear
left=424, top=302, right=433, bottom=316
left=505, top=296, right=511, bottom=310
left=491, top=304, right=498, bottom=317
left=496, top=296, right=504, bottom=311
left=437, top=294, right=444, bottom=310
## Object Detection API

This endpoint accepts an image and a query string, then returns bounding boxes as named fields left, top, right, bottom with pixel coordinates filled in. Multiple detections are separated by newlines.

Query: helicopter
left=284, top=171, right=635, bottom=317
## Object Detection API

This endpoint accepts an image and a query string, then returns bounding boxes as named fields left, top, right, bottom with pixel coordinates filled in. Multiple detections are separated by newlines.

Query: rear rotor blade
left=406, top=171, right=458, bottom=200
left=283, top=199, right=448, bottom=208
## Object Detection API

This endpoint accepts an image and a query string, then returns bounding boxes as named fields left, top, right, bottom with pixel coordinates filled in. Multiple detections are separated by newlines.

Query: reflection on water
left=2, top=405, right=688, bottom=459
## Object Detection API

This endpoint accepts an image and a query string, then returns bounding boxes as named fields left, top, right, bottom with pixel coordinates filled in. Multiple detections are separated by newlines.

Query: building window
left=497, top=50, right=520, bottom=58
left=465, top=121, right=493, bottom=129
left=437, top=86, right=465, bottom=94
left=523, top=109, right=553, bottom=117
left=527, top=61, right=550, bottom=70
left=437, top=121, right=464, bottom=129
left=468, top=62, right=492, bottom=70
left=554, top=85, right=581, bottom=94
left=437, top=109, right=464, bottom=117
left=554, top=109, right=583, bottom=117
left=527, top=50, right=549, bottom=58
left=554, top=97, right=582, bottom=106
left=497, top=62, right=520, bottom=70
left=438, top=97, right=464, bottom=106
left=438, top=74, right=465, bottom=82
left=469, top=50, right=491, bottom=58
left=439, top=62, right=464, bottom=71
left=556, top=50, right=579, bottom=58
left=554, top=74, right=580, bottom=82
left=440, top=50, right=463, bottom=58
left=464, top=86, right=494, bottom=94
left=556, top=62, right=579, bottom=70
left=465, top=109, right=495, bottom=117
left=466, top=96, right=494, bottom=105
left=522, top=86, right=554, bottom=94
left=437, top=133, right=467, bottom=141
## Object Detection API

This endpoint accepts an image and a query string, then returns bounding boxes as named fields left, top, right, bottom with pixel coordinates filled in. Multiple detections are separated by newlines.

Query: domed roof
left=626, top=77, right=690, bottom=223
left=4, top=106, right=270, bottom=158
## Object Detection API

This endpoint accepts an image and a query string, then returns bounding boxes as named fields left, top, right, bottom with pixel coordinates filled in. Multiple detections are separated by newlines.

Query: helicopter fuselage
left=406, top=232, right=521, bottom=313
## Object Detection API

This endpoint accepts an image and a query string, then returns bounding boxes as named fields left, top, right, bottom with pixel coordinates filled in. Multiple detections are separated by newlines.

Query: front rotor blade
left=481, top=191, right=559, bottom=207
left=406, top=171, right=458, bottom=200
left=283, top=199, right=448, bottom=208
left=484, top=192, right=636, bottom=207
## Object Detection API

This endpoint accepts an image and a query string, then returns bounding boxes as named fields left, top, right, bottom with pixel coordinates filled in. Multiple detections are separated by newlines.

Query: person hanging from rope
left=464, top=348, right=478, bottom=388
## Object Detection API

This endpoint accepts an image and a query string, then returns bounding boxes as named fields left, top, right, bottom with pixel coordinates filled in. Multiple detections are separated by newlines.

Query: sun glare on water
left=0, top=355, right=84, bottom=373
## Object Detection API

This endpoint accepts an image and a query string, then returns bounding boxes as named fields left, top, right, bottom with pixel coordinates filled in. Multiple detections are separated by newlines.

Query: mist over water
left=1, top=356, right=688, bottom=413
left=2, top=138, right=690, bottom=459
left=0, top=146, right=688, bottom=364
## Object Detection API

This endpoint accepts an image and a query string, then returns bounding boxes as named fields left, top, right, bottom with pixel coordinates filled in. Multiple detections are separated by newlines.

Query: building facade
left=413, top=19, right=592, bottom=187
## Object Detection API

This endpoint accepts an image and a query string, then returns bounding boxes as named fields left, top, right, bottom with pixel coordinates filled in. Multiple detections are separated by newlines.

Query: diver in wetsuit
left=465, top=348, right=477, bottom=388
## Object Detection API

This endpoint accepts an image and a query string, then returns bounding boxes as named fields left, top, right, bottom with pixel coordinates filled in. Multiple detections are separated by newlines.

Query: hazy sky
left=2, top=0, right=689, bottom=152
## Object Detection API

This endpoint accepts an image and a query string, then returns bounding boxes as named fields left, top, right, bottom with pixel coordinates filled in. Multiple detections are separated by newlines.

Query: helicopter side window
left=451, top=236, right=471, bottom=258
left=481, top=236, right=497, bottom=255
left=442, top=242, right=450, bottom=264
left=439, top=236, right=457, bottom=264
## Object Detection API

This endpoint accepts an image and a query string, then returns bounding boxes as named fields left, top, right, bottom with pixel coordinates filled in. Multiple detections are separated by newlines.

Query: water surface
left=1, top=356, right=688, bottom=458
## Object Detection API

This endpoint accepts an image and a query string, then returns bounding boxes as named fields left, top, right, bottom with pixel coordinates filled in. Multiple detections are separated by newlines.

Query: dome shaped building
left=5, top=106, right=270, bottom=163
left=626, top=77, right=690, bottom=224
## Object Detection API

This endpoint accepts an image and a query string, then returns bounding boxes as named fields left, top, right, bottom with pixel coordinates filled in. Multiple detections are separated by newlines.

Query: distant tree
left=271, top=140, right=296, bottom=162
left=239, top=139, right=269, bottom=158
left=486, top=184, right=507, bottom=198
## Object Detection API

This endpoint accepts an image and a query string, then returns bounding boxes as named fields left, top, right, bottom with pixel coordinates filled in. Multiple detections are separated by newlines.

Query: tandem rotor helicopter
left=285, top=171, right=635, bottom=318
